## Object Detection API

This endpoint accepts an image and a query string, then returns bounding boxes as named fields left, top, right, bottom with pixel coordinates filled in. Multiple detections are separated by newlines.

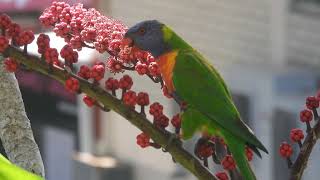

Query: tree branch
left=2, top=46, right=217, bottom=180
left=290, top=116, right=320, bottom=180
left=0, top=55, right=45, bottom=177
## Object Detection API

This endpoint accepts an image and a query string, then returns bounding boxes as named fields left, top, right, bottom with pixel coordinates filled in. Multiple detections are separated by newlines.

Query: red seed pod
left=105, top=77, right=119, bottom=91
left=162, top=85, right=172, bottom=98
left=37, top=33, right=50, bottom=54
left=221, top=155, right=236, bottom=171
left=44, top=48, right=59, bottom=64
left=83, top=95, right=96, bottom=107
left=300, top=109, right=313, bottom=123
left=6, top=23, right=21, bottom=37
left=154, top=114, right=169, bottom=129
left=148, top=62, right=160, bottom=76
left=90, top=63, right=105, bottom=81
left=0, top=14, right=12, bottom=30
left=106, top=56, right=123, bottom=73
left=306, top=96, right=319, bottom=110
left=15, top=30, right=35, bottom=46
left=195, top=140, right=214, bottom=158
left=149, top=102, right=163, bottom=118
left=245, top=147, right=254, bottom=161
left=65, top=77, right=80, bottom=93
left=135, top=62, right=148, bottom=75
left=137, top=92, right=150, bottom=106
left=78, top=65, right=91, bottom=80
left=215, top=171, right=229, bottom=180
left=4, top=57, right=19, bottom=72
left=60, top=45, right=78, bottom=64
left=123, top=90, right=137, bottom=107
left=290, top=128, right=304, bottom=142
left=0, top=35, right=9, bottom=53
left=171, top=114, right=182, bottom=128
left=119, top=75, right=133, bottom=90
left=69, top=35, right=83, bottom=51
left=136, top=132, right=150, bottom=148
left=279, top=142, right=293, bottom=158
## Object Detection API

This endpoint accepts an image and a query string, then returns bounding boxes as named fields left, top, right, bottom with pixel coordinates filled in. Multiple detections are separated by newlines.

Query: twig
left=2, top=45, right=217, bottom=180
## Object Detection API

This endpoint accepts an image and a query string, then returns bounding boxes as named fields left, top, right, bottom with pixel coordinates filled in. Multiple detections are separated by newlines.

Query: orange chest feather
left=157, top=51, right=178, bottom=93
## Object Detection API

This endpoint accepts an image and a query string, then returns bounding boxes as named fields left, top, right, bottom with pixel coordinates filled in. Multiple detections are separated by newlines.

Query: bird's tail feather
left=225, top=134, right=257, bottom=180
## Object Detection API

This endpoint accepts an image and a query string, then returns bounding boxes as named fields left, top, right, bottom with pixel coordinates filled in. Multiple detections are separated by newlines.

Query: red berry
left=148, top=62, right=160, bottom=76
left=69, top=36, right=83, bottom=51
left=106, top=56, right=123, bottom=73
left=123, top=90, right=137, bottom=107
left=171, top=114, right=181, bottom=128
left=105, top=78, right=119, bottom=91
left=300, top=109, right=313, bottom=123
left=149, top=102, right=163, bottom=118
left=65, top=77, right=80, bottom=93
left=6, top=23, right=21, bottom=37
left=195, top=140, right=214, bottom=158
left=37, top=33, right=50, bottom=54
left=83, top=95, right=96, bottom=107
left=245, top=147, right=254, bottom=161
left=53, top=22, right=70, bottom=37
left=81, top=27, right=96, bottom=43
left=215, top=171, right=229, bottom=180
left=279, top=142, right=293, bottom=158
left=136, top=132, right=150, bottom=148
left=0, top=35, right=9, bottom=53
left=4, top=57, right=18, bottom=72
left=15, top=30, right=35, bottom=46
left=78, top=65, right=91, bottom=80
left=162, top=85, right=172, bottom=98
left=221, top=155, right=236, bottom=171
left=0, top=14, right=12, bottom=30
left=136, top=92, right=150, bottom=106
left=290, top=128, right=304, bottom=142
left=60, top=45, right=78, bottom=64
left=90, top=63, right=105, bottom=81
left=44, top=48, right=59, bottom=64
left=306, top=96, right=319, bottom=109
left=119, top=75, right=133, bottom=90
left=154, top=114, right=169, bottom=129
left=135, top=62, right=148, bottom=75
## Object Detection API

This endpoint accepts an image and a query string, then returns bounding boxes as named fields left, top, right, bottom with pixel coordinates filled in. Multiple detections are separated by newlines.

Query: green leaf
left=0, top=154, right=43, bottom=180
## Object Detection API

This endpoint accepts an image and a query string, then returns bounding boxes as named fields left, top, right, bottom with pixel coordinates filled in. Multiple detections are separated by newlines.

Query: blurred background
left=1, top=0, right=320, bottom=179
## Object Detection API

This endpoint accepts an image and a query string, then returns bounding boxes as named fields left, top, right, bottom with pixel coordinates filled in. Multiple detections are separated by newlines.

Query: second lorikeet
left=124, top=20, right=268, bottom=180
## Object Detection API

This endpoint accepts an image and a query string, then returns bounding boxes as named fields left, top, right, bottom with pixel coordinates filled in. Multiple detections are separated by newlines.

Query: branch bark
left=290, top=116, right=320, bottom=180
left=0, top=55, right=45, bottom=177
left=2, top=46, right=217, bottom=180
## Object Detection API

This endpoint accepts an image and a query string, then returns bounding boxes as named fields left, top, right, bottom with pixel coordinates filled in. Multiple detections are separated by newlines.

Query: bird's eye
left=138, top=28, right=146, bottom=35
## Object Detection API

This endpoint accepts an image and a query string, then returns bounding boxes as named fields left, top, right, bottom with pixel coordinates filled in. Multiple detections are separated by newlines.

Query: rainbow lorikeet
left=0, top=154, right=43, bottom=180
left=124, top=20, right=268, bottom=180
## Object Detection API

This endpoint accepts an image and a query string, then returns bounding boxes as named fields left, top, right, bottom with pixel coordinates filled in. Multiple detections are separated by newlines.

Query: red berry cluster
left=6, top=23, right=21, bottom=37
left=215, top=171, right=229, bottom=180
left=154, top=114, right=169, bottom=129
left=65, top=77, right=80, bottom=93
left=78, top=65, right=91, bottom=80
left=306, top=96, right=319, bottom=110
left=15, top=30, right=35, bottom=46
left=37, top=34, right=50, bottom=54
left=4, top=57, right=19, bottom=72
left=279, top=142, right=293, bottom=158
left=137, top=92, right=150, bottom=106
left=123, top=90, right=137, bottom=108
left=171, top=114, right=182, bottom=129
left=119, top=75, right=133, bottom=90
left=90, top=63, right=105, bottom=81
left=149, top=102, right=163, bottom=118
left=195, top=140, right=214, bottom=159
left=0, top=35, right=9, bottom=53
left=105, top=77, right=119, bottom=92
left=221, top=155, right=236, bottom=171
left=44, top=48, right=59, bottom=64
left=60, top=45, right=78, bottom=65
left=300, top=109, right=313, bottom=123
left=136, top=132, right=150, bottom=148
left=83, top=95, right=96, bottom=107
left=290, top=128, right=304, bottom=143
left=0, top=14, right=11, bottom=30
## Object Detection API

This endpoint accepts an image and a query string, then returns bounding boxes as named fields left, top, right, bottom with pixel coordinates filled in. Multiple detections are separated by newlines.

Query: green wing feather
left=172, top=49, right=268, bottom=153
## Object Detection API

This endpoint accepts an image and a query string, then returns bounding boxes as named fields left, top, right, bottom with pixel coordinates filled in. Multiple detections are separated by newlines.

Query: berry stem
left=298, top=141, right=302, bottom=148
left=203, top=158, right=208, bottom=168
left=140, top=105, right=145, bottom=116
left=23, top=45, right=27, bottom=54
left=306, top=121, right=311, bottom=133
left=312, top=108, right=319, bottom=121
left=287, top=157, right=293, bottom=168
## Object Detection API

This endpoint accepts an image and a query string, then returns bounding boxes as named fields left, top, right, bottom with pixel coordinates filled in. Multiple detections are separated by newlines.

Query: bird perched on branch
left=124, top=20, right=268, bottom=180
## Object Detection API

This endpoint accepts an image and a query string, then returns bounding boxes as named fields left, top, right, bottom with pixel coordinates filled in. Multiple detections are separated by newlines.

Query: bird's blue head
left=124, top=20, right=171, bottom=58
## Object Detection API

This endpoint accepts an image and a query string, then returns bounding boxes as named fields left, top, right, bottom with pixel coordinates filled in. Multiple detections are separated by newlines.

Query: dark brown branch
left=2, top=46, right=217, bottom=180
left=290, top=112, right=320, bottom=180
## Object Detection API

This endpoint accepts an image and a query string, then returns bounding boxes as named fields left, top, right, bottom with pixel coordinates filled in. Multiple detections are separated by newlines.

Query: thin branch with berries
left=279, top=96, right=320, bottom=180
